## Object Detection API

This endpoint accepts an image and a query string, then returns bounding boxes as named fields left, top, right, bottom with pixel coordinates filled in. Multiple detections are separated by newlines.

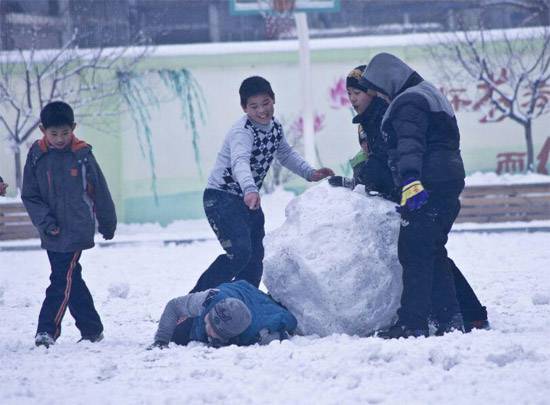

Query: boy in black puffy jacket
left=331, top=63, right=488, bottom=338
left=360, top=53, right=488, bottom=339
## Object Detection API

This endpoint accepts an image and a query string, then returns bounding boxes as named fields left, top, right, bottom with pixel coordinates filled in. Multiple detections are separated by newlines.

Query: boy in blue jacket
left=150, top=280, right=297, bottom=348
left=22, top=101, right=117, bottom=347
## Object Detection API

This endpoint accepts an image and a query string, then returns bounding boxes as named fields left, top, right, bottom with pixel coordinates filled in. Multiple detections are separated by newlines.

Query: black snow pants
left=396, top=179, right=485, bottom=330
left=37, top=251, right=103, bottom=339
left=190, top=188, right=265, bottom=293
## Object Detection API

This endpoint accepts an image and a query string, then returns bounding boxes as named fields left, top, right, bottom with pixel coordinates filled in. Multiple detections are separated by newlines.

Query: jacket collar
left=352, top=96, right=388, bottom=125
left=38, top=134, right=89, bottom=153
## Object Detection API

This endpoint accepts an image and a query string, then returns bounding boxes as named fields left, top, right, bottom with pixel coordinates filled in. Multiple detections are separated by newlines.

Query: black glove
left=328, top=176, right=356, bottom=189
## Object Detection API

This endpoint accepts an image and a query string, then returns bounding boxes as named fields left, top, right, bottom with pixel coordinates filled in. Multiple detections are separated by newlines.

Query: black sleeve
left=21, top=150, right=57, bottom=234
left=86, top=152, right=117, bottom=236
left=390, top=103, right=429, bottom=181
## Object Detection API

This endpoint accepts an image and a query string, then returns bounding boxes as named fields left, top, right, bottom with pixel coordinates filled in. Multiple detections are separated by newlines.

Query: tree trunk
left=14, top=146, right=22, bottom=191
left=524, top=120, right=535, bottom=172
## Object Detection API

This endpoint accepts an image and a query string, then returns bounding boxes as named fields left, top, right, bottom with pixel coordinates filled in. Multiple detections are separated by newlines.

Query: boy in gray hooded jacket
left=22, top=101, right=116, bottom=347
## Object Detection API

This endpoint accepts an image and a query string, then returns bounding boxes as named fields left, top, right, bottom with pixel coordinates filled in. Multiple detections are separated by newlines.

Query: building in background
left=1, top=0, right=548, bottom=50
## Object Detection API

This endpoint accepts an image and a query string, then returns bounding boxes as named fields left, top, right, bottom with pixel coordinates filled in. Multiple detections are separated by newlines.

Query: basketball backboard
left=229, top=0, right=340, bottom=15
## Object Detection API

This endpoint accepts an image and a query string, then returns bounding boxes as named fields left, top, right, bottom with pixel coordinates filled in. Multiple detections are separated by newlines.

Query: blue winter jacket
left=190, top=280, right=297, bottom=345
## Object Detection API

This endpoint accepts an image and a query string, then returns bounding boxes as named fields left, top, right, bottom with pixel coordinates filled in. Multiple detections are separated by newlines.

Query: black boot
left=464, top=319, right=490, bottom=333
left=376, top=324, right=429, bottom=339
left=435, top=313, right=465, bottom=336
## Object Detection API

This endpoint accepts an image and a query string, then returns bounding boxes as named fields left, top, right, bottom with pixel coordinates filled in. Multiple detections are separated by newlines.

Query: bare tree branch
left=429, top=5, right=550, bottom=172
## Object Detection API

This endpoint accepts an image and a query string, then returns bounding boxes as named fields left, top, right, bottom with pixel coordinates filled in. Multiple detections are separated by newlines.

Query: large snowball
left=263, top=183, right=403, bottom=337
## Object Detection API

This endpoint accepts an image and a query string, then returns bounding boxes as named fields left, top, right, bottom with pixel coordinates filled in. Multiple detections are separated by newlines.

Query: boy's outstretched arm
left=276, top=134, right=334, bottom=181
left=229, top=128, right=257, bottom=195
left=153, top=290, right=213, bottom=345
left=21, top=154, right=58, bottom=234
left=86, top=153, right=117, bottom=240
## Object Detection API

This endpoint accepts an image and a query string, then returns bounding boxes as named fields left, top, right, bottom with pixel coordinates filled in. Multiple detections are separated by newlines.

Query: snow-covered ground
left=1, top=230, right=550, bottom=404
left=2, top=184, right=550, bottom=404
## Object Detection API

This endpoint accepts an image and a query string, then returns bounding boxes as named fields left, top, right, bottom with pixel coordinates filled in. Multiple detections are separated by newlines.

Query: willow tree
left=0, top=30, right=206, bottom=198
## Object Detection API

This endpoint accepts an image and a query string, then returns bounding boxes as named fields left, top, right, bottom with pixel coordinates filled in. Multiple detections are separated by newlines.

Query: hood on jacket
left=359, top=53, right=415, bottom=100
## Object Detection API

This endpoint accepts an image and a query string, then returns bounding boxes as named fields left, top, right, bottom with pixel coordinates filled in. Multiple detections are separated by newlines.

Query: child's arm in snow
left=153, top=290, right=212, bottom=344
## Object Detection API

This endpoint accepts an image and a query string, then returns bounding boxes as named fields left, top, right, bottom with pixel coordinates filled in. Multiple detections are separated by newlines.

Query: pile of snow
left=263, top=183, right=403, bottom=337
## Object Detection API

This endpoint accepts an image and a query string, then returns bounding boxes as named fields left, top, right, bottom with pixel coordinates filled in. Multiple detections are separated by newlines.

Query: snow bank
left=465, top=171, right=550, bottom=186
left=263, top=183, right=403, bottom=337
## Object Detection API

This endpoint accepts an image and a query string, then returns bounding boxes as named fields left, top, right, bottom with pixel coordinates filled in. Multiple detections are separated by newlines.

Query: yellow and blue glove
left=400, top=178, right=428, bottom=211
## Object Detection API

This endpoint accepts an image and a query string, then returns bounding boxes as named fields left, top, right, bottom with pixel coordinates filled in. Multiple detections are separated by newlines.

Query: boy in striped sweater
left=190, top=76, right=333, bottom=293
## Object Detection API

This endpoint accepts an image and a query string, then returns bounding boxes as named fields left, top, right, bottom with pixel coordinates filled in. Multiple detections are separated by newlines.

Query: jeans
left=190, top=188, right=265, bottom=293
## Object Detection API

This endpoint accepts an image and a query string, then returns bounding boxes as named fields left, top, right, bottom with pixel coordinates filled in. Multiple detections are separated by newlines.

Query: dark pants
left=37, top=251, right=103, bottom=339
left=190, top=188, right=266, bottom=293
left=172, top=317, right=194, bottom=345
left=453, top=262, right=487, bottom=324
left=397, top=180, right=485, bottom=329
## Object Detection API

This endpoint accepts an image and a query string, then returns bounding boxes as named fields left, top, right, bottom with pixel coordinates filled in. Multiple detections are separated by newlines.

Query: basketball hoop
left=257, top=0, right=296, bottom=39
left=272, top=0, right=296, bottom=13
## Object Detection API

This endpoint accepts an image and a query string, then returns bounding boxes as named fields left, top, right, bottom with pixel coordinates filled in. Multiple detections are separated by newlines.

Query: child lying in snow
left=150, top=280, right=297, bottom=348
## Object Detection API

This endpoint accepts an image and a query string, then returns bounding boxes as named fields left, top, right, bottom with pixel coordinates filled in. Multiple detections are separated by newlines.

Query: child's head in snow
left=239, top=76, right=275, bottom=126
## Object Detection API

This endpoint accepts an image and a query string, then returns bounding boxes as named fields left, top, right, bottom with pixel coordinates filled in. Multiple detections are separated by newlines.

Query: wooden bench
left=0, top=202, right=39, bottom=240
left=457, top=182, right=550, bottom=223
left=1, top=183, right=550, bottom=240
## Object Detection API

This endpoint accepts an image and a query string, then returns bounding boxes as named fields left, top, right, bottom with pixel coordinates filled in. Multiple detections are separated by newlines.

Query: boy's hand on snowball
left=244, top=192, right=261, bottom=210
left=311, top=168, right=335, bottom=181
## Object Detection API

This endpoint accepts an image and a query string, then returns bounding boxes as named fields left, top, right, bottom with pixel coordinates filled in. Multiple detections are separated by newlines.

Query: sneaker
left=464, top=319, right=490, bottom=333
left=376, top=324, right=429, bottom=339
left=35, top=332, right=55, bottom=348
left=78, top=332, right=104, bottom=343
